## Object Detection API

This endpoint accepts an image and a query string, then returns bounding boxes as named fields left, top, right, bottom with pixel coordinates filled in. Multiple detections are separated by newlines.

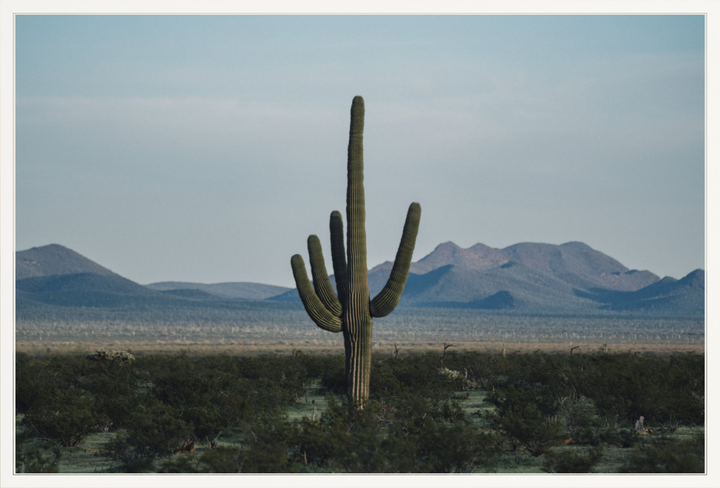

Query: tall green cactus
left=291, top=96, right=421, bottom=406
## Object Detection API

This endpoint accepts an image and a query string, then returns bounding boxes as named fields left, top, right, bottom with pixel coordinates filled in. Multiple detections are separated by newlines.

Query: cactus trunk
left=343, top=97, right=372, bottom=404
left=291, top=96, right=421, bottom=406
left=344, top=312, right=372, bottom=404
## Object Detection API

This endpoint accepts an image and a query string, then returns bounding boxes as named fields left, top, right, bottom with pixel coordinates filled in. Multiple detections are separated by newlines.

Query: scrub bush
left=620, top=434, right=704, bottom=473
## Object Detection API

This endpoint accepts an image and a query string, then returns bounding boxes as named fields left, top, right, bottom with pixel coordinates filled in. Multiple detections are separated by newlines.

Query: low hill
left=15, top=272, right=284, bottom=312
left=159, top=288, right=221, bottom=300
left=17, top=244, right=117, bottom=280
left=401, top=261, right=593, bottom=310
left=146, top=281, right=290, bottom=300
left=499, top=241, right=660, bottom=291
left=15, top=246, right=271, bottom=311
left=576, top=269, right=705, bottom=315
left=16, top=272, right=173, bottom=309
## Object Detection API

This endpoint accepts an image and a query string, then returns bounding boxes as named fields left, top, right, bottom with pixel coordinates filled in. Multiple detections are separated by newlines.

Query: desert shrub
left=151, top=354, right=232, bottom=408
left=543, top=445, right=604, bottom=473
left=15, top=432, right=61, bottom=473
left=295, top=351, right=340, bottom=380
left=339, top=427, right=417, bottom=473
left=181, top=405, right=225, bottom=441
left=661, top=354, right=705, bottom=424
left=317, top=355, right=346, bottom=393
left=292, top=414, right=343, bottom=468
left=236, top=355, right=309, bottom=401
left=17, top=351, right=143, bottom=433
left=579, top=352, right=704, bottom=425
left=485, top=384, right=564, bottom=456
left=464, top=350, right=704, bottom=429
left=370, top=354, right=460, bottom=402
left=15, top=355, right=55, bottom=414
left=415, top=415, right=499, bottom=473
left=104, top=396, right=192, bottom=471
left=148, top=353, right=301, bottom=441
left=237, top=419, right=299, bottom=473
left=317, top=353, right=461, bottom=401
left=620, top=433, right=704, bottom=473
left=159, top=446, right=248, bottom=473
left=82, top=360, right=140, bottom=430
left=104, top=436, right=156, bottom=473
left=151, top=361, right=230, bottom=439
left=157, top=454, right=204, bottom=473
left=443, top=350, right=503, bottom=390
left=197, top=446, right=246, bottom=472
left=294, top=396, right=418, bottom=473
left=290, top=389, right=497, bottom=473
left=85, top=349, right=135, bottom=365
left=16, top=354, right=94, bottom=412
left=555, top=396, right=624, bottom=446
left=22, top=388, right=106, bottom=447
left=162, top=435, right=297, bottom=474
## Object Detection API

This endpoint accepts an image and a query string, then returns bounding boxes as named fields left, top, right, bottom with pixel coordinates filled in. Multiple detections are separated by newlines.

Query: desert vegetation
left=16, top=348, right=704, bottom=474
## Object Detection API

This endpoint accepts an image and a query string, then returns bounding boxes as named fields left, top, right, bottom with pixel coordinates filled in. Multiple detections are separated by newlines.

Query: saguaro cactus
left=291, top=96, right=421, bottom=406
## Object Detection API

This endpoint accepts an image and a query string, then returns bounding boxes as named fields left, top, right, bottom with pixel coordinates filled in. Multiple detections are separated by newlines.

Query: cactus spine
left=291, top=96, right=421, bottom=406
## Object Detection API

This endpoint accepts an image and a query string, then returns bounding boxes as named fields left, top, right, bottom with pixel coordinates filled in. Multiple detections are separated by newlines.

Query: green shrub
left=103, top=396, right=192, bottom=471
left=23, top=388, right=106, bottom=447
left=620, top=434, right=704, bottom=473
left=318, top=356, right=346, bottom=394
left=543, top=445, right=604, bottom=473
left=290, top=389, right=497, bottom=473
left=15, top=432, right=61, bottom=473
left=197, top=446, right=246, bottom=472
left=15, top=355, right=55, bottom=414
left=485, top=384, right=564, bottom=456
left=237, top=420, right=298, bottom=473
left=415, top=416, right=499, bottom=473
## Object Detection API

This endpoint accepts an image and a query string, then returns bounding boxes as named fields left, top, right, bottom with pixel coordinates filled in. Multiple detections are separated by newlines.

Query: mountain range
left=15, top=242, right=704, bottom=315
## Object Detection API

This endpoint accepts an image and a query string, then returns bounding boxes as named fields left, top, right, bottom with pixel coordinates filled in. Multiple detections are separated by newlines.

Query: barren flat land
left=16, top=304, right=704, bottom=356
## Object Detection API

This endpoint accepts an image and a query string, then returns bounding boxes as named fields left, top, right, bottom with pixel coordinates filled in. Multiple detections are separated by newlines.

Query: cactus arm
left=307, top=235, right=342, bottom=317
left=329, top=210, right=348, bottom=307
left=290, top=254, right=342, bottom=333
left=370, top=202, right=421, bottom=317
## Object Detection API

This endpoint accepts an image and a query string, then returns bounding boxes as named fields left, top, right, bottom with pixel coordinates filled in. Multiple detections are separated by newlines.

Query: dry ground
left=15, top=339, right=705, bottom=357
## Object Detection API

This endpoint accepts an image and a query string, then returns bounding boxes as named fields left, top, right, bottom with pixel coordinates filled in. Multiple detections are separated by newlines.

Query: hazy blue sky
left=15, top=14, right=705, bottom=287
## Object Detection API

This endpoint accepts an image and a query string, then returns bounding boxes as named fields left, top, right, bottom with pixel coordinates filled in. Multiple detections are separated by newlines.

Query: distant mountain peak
left=560, top=241, right=593, bottom=250
left=435, top=241, right=460, bottom=250
left=412, top=241, right=509, bottom=274
left=427, top=241, right=463, bottom=256
left=31, top=243, right=66, bottom=251
left=679, top=269, right=705, bottom=290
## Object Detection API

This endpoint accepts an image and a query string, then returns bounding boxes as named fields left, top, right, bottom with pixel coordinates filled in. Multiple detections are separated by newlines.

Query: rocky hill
left=17, top=244, right=117, bottom=280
